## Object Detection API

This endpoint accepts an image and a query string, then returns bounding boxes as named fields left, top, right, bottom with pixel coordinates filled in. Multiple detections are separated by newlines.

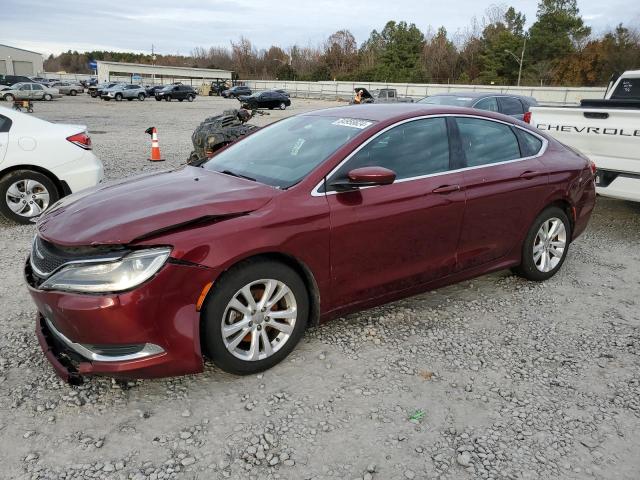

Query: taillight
left=66, top=132, right=92, bottom=150
left=523, top=111, right=532, bottom=124
left=589, top=159, right=597, bottom=175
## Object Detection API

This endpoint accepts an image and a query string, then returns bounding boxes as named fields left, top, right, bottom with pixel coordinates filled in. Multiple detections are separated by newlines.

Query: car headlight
left=40, top=247, right=171, bottom=293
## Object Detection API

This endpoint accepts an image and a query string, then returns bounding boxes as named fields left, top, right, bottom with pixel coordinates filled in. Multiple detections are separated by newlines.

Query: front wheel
left=44, top=94, right=53, bottom=101
left=0, top=170, right=59, bottom=224
left=70, top=90, right=77, bottom=96
left=4, top=94, right=15, bottom=102
left=202, top=259, right=309, bottom=375
left=512, top=206, right=571, bottom=281
left=115, top=93, right=123, bottom=101
left=138, top=93, right=145, bottom=101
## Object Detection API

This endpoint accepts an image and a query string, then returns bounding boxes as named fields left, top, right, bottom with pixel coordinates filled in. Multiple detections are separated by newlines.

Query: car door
left=31, top=84, right=45, bottom=99
left=16, top=84, right=31, bottom=100
left=454, top=116, right=549, bottom=271
left=497, top=96, right=525, bottom=120
left=325, top=117, right=467, bottom=307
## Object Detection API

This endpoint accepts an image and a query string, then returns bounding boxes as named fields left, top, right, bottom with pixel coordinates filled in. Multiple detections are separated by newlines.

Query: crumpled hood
left=37, top=166, right=277, bottom=247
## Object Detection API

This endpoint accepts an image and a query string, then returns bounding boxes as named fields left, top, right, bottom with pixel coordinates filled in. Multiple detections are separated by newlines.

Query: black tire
left=115, top=93, right=123, bottom=101
left=70, top=90, right=77, bottom=96
left=202, top=259, right=309, bottom=375
left=0, top=170, right=59, bottom=224
left=44, top=94, right=53, bottom=101
left=4, top=94, right=14, bottom=102
left=165, top=95, right=172, bottom=102
left=279, top=102, right=286, bottom=110
left=138, top=93, right=145, bottom=101
left=187, top=94, right=195, bottom=102
left=512, top=206, right=571, bottom=282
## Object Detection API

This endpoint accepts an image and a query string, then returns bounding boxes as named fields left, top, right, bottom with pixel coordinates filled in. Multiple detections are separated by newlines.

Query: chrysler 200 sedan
left=25, top=104, right=596, bottom=383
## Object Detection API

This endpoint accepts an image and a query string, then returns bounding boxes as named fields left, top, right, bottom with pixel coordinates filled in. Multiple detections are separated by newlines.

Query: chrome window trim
left=311, top=113, right=548, bottom=197
left=44, top=317, right=164, bottom=362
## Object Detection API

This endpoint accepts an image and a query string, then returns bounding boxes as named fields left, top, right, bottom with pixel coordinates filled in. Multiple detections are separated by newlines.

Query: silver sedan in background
left=48, top=82, right=84, bottom=96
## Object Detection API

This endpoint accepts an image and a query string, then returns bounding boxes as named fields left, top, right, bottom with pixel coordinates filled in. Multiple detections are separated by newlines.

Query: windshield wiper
left=219, top=169, right=256, bottom=182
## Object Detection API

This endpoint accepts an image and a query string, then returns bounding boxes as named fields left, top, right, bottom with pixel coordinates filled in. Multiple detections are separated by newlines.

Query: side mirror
left=330, top=167, right=397, bottom=191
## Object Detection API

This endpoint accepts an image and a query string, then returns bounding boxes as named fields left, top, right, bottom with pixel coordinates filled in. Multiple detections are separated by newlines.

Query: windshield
left=418, top=95, right=474, bottom=106
left=203, top=115, right=375, bottom=188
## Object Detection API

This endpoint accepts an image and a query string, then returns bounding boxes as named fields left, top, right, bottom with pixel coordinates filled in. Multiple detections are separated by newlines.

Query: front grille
left=29, top=236, right=129, bottom=280
left=31, top=236, right=80, bottom=277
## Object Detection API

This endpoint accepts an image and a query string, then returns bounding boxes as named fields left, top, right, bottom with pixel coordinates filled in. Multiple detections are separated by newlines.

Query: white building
left=0, top=44, right=44, bottom=76
left=96, top=61, right=232, bottom=85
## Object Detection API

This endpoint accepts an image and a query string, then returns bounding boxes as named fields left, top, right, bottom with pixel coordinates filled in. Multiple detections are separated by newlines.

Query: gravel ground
left=0, top=95, right=639, bottom=480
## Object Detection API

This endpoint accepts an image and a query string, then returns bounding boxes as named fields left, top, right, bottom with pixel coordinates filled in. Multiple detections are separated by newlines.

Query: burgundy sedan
left=25, top=104, right=595, bottom=383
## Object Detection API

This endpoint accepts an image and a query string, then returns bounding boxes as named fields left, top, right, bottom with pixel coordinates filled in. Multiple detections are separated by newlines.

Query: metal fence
left=243, top=80, right=607, bottom=106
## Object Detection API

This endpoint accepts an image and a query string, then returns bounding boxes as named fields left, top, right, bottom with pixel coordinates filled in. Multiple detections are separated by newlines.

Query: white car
left=530, top=70, right=640, bottom=203
left=0, top=106, right=104, bottom=223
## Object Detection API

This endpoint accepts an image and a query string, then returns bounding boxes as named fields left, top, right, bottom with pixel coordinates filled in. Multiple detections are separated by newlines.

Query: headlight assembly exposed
left=40, top=247, right=171, bottom=293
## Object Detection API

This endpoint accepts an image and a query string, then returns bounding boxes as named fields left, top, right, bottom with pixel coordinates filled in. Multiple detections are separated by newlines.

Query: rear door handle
left=520, top=171, right=541, bottom=180
left=432, top=184, right=461, bottom=194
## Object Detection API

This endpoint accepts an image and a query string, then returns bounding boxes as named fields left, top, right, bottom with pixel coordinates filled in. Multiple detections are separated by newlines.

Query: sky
left=2, top=0, right=639, bottom=56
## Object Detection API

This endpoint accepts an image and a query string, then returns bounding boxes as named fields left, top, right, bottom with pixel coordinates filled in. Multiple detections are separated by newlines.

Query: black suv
left=0, top=75, right=35, bottom=86
left=239, top=91, right=291, bottom=110
left=155, top=85, right=197, bottom=102
left=221, top=85, right=252, bottom=98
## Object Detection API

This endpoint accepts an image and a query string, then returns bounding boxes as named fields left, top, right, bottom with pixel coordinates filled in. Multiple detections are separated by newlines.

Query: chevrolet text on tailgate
left=530, top=70, right=640, bottom=202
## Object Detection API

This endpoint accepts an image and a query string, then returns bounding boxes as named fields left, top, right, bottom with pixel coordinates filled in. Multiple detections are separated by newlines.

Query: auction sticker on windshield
left=332, top=118, right=374, bottom=129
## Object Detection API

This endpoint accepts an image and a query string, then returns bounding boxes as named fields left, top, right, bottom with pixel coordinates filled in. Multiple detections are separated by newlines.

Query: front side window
left=456, top=117, right=520, bottom=167
left=204, top=115, right=374, bottom=188
left=330, top=118, right=450, bottom=184
left=474, top=97, right=499, bottom=112
left=19, top=84, right=31, bottom=91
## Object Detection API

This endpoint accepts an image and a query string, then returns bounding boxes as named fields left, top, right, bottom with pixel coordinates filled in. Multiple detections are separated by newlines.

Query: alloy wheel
left=533, top=217, right=566, bottom=272
left=5, top=179, right=50, bottom=218
left=221, top=279, right=297, bottom=361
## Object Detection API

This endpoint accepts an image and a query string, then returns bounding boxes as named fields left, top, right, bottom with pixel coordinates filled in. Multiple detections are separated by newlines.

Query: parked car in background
left=530, top=69, right=640, bottom=202
left=101, top=84, right=147, bottom=101
left=1, top=83, right=61, bottom=102
left=418, top=92, right=538, bottom=122
left=48, top=82, right=84, bottom=96
left=239, top=90, right=291, bottom=110
left=0, top=106, right=103, bottom=223
left=221, top=85, right=252, bottom=98
left=145, top=85, right=165, bottom=97
left=353, top=87, right=414, bottom=104
left=89, top=82, right=121, bottom=98
left=24, top=104, right=595, bottom=382
left=0, top=75, right=35, bottom=87
left=154, top=84, right=197, bottom=102
left=30, top=77, right=50, bottom=84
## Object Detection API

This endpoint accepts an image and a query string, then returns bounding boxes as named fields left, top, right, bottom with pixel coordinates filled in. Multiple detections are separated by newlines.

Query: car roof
left=427, top=91, right=537, bottom=103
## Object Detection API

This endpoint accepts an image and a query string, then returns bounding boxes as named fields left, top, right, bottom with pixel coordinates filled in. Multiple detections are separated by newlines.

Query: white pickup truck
left=530, top=70, right=640, bottom=202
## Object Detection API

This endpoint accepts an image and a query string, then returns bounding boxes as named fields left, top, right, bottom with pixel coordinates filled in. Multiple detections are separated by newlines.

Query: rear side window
left=516, top=129, right=543, bottom=157
left=334, top=118, right=450, bottom=181
left=497, top=97, right=524, bottom=116
left=456, top=117, right=520, bottom=167
left=474, top=97, right=499, bottom=112
left=612, top=78, right=640, bottom=99
left=0, top=115, right=12, bottom=132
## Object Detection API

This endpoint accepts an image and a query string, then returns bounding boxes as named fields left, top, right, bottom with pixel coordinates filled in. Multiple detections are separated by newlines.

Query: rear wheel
left=165, top=95, right=172, bottom=102
left=187, top=94, right=195, bottom=102
left=512, top=206, right=571, bottom=281
left=0, top=170, right=59, bottom=224
left=202, top=259, right=309, bottom=375
left=279, top=102, right=286, bottom=110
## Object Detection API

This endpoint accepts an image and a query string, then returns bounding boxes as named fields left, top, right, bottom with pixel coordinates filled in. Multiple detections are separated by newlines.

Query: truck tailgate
left=530, top=106, right=640, bottom=173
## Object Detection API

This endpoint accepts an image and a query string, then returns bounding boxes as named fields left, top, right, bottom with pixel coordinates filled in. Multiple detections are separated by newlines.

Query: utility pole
left=151, top=44, right=157, bottom=84
left=505, top=37, right=526, bottom=87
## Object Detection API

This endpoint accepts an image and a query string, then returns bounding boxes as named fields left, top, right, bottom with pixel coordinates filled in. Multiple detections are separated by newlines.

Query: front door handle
left=520, top=171, right=541, bottom=180
left=432, top=184, right=461, bottom=194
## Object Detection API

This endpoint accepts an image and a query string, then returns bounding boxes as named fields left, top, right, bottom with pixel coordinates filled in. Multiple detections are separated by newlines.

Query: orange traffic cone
left=145, top=126, right=164, bottom=162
